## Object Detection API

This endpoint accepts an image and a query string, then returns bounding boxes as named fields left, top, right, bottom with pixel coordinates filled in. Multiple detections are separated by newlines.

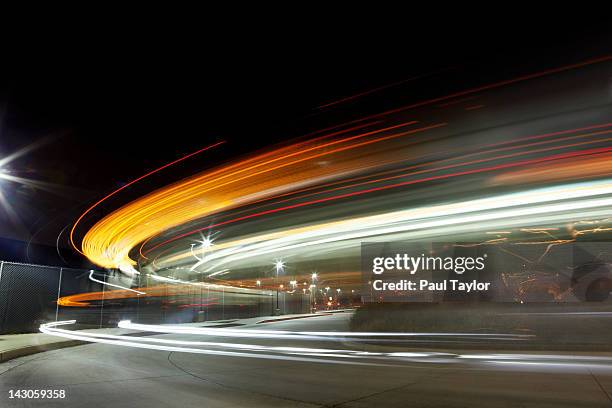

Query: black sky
left=0, top=16, right=610, bottom=264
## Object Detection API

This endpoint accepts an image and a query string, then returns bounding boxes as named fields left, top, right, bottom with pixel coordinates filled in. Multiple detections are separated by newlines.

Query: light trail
left=88, top=270, right=146, bottom=295
left=350, top=55, right=612, bottom=122
left=159, top=178, right=612, bottom=273
left=39, top=321, right=380, bottom=367
left=140, top=124, right=612, bottom=256
left=70, top=141, right=226, bottom=255
left=117, top=320, right=533, bottom=340
left=146, top=145, right=612, bottom=259
left=56, top=280, right=268, bottom=307
left=72, top=55, right=612, bottom=297
left=39, top=321, right=612, bottom=372
left=78, top=121, right=434, bottom=269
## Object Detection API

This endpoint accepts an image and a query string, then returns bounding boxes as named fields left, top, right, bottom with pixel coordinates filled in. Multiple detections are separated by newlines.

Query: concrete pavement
left=2, top=313, right=612, bottom=407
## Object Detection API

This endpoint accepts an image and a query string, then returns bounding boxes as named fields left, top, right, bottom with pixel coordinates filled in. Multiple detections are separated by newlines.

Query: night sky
left=0, top=17, right=610, bottom=265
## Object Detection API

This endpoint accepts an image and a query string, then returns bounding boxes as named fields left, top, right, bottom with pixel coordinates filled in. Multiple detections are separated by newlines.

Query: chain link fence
left=0, top=260, right=310, bottom=334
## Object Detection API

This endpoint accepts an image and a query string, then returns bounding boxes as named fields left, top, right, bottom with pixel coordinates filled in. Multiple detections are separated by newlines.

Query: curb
left=0, top=340, right=86, bottom=363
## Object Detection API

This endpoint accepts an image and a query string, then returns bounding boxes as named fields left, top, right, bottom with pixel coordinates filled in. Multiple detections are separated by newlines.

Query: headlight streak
left=156, top=179, right=612, bottom=273
left=88, top=270, right=146, bottom=295
left=146, top=145, right=612, bottom=260
left=161, top=123, right=612, bottom=227
left=142, top=124, right=612, bottom=259
left=116, top=320, right=532, bottom=340
left=40, top=321, right=612, bottom=372
left=39, top=321, right=381, bottom=367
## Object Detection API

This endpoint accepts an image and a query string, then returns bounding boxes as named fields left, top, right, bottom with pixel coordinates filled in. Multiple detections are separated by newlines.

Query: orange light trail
left=76, top=56, right=612, bottom=272
left=144, top=146, right=612, bottom=259
left=141, top=125, right=612, bottom=256
left=70, top=141, right=226, bottom=255
left=78, top=120, right=430, bottom=269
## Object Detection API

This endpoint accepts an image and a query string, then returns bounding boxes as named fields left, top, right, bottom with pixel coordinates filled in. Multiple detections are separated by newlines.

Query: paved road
left=2, top=313, right=612, bottom=407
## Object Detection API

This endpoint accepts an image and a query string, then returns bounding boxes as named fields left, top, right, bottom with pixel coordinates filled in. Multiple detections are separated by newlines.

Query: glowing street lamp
left=273, top=259, right=286, bottom=315
left=199, top=236, right=214, bottom=249
left=274, top=260, right=285, bottom=276
left=190, top=233, right=215, bottom=267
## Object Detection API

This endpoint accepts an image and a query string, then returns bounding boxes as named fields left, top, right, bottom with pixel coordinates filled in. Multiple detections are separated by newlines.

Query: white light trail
left=117, top=320, right=532, bottom=340
left=39, top=321, right=612, bottom=372
left=163, top=180, right=612, bottom=274
left=88, top=271, right=146, bottom=295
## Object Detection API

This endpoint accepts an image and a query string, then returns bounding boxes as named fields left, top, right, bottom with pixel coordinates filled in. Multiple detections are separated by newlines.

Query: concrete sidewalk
left=0, top=326, right=142, bottom=363
left=0, top=332, right=83, bottom=362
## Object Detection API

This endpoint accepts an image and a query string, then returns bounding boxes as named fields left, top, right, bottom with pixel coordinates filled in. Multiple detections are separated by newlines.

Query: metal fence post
left=136, top=272, right=141, bottom=322
left=55, top=267, right=63, bottom=321
left=99, top=273, right=106, bottom=328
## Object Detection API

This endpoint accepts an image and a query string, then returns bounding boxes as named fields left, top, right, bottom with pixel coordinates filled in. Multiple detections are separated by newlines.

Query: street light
left=198, top=236, right=214, bottom=249
left=274, top=260, right=285, bottom=276
left=190, top=234, right=215, bottom=267
left=273, top=259, right=285, bottom=316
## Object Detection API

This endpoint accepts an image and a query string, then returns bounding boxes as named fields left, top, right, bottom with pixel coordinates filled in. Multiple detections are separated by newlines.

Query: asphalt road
left=2, top=313, right=612, bottom=407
